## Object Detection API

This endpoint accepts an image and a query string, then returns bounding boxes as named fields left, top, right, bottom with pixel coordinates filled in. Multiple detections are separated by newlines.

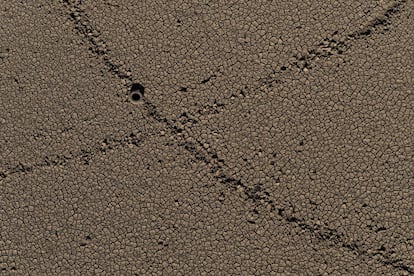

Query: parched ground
left=0, top=0, right=413, bottom=275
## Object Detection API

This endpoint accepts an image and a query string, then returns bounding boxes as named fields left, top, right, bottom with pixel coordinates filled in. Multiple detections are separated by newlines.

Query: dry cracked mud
left=1, top=0, right=413, bottom=275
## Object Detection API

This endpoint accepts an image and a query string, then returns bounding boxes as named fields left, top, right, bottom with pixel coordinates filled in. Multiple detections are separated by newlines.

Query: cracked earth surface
left=1, top=0, right=413, bottom=274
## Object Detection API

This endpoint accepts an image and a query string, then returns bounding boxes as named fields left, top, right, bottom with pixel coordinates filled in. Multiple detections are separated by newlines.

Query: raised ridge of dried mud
left=1, top=0, right=413, bottom=274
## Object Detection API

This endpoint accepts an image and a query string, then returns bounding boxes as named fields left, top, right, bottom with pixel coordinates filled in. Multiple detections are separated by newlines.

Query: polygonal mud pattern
left=1, top=0, right=413, bottom=274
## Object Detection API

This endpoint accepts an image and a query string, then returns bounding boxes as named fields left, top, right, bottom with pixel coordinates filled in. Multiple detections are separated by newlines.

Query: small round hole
left=130, top=91, right=142, bottom=102
left=129, top=82, right=145, bottom=103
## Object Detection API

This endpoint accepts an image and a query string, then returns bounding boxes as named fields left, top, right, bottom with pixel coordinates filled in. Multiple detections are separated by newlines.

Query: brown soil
left=1, top=0, right=413, bottom=274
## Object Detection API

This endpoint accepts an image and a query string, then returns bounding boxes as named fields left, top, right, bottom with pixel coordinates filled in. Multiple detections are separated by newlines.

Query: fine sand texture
left=1, top=0, right=413, bottom=275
